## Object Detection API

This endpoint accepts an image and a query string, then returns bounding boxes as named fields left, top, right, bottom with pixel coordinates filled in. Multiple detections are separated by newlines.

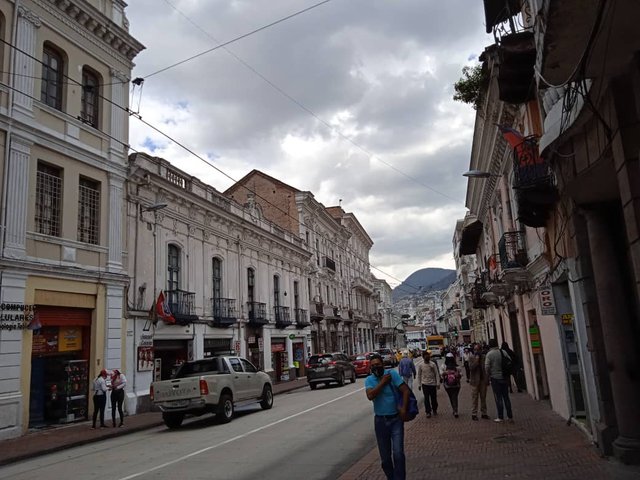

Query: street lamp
left=462, top=170, right=501, bottom=178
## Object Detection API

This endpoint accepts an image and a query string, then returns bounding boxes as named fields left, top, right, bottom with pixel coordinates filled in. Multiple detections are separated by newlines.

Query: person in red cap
left=91, top=369, right=108, bottom=428
left=110, top=369, right=127, bottom=427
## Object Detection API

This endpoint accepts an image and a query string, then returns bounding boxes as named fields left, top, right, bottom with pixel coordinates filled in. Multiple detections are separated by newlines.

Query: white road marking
left=117, top=386, right=365, bottom=480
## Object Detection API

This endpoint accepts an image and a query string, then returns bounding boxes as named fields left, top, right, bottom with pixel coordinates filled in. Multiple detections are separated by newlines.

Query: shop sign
left=288, top=333, right=296, bottom=340
left=561, top=314, right=574, bottom=325
left=258, top=338, right=264, bottom=352
left=538, top=285, right=556, bottom=315
left=59, top=326, right=82, bottom=352
left=234, top=341, right=241, bottom=353
left=32, top=326, right=59, bottom=354
left=139, top=334, right=154, bottom=347
left=137, top=346, right=154, bottom=372
left=271, top=342, right=286, bottom=353
left=0, top=304, right=37, bottom=330
left=529, top=325, right=542, bottom=354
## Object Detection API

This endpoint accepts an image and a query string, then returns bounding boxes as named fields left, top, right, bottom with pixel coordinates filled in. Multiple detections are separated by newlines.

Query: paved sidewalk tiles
left=340, top=383, right=640, bottom=480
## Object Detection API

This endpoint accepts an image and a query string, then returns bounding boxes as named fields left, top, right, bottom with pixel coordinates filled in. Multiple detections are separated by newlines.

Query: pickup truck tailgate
left=152, top=377, right=201, bottom=403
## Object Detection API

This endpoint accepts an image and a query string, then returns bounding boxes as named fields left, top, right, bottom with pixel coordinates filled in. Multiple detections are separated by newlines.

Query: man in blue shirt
left=365, top=353, right=410, bottom=480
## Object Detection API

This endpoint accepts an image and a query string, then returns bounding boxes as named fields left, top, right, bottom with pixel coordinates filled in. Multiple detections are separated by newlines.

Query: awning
left=459, top=218, right=483, bottom=255
left=483, top=0, right=523, bottom=33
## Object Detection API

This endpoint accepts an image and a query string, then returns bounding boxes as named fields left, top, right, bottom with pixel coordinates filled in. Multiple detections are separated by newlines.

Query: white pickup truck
left=150, top=356, right=273, bottom=428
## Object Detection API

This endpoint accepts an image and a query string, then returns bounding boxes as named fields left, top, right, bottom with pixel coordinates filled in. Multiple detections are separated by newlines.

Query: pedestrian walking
left=398, top=352, right=416, bottom=391
left=486, top=338, right=514, bottom=422
left=501, top=341, right=520, bottom=393
left=463, top=347, right=471, bottom=382
left=365, top=353, right=410, bottom=480
left=110, top=369, right=127, bottom=427
left=440, top=353, right=462, bottom=418
left=469, top=343, right=489, bottom=421
left=417, top=351, right=439, bottom=418
left=91, top=369, right=108, bottom=429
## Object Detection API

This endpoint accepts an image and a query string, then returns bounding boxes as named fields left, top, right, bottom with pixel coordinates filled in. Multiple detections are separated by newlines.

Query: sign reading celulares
left=0, top=304, right=37, bottom=330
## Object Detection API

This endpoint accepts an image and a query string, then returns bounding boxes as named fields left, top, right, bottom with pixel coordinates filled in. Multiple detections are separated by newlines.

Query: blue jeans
left=374, top=415, right=406, bottom=480
left=490, top=378, right=513, bottom=419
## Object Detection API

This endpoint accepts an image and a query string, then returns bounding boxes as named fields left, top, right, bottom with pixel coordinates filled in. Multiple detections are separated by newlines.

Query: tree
left=453, top=65, right=487, bottom=110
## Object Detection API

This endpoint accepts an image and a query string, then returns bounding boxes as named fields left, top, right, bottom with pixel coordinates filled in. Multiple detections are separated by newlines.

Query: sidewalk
left=340, top=382, right=640, bottom=480
left=0, top=377, right=309, bottom=467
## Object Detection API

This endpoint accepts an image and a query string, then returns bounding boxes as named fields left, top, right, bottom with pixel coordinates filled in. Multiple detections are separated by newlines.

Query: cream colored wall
left=0, top=2, right=13, bottom=111
left=538, top=312, right=571, bottom=419
left=20, top=277, right=105, bottom=432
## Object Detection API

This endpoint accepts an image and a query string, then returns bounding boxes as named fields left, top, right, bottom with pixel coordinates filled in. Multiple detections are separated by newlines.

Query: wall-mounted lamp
left=139, top=202, right=168, bottom=219
left=462, top=170, right=501, bottom=179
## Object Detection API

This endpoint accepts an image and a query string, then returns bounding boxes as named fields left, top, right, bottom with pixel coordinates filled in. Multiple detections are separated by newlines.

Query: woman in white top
left=92, top=369, right=108, bottom=429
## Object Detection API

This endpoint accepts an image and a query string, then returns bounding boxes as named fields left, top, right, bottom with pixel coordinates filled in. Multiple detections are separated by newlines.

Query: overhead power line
left=142, top=0, right=335, bottom=79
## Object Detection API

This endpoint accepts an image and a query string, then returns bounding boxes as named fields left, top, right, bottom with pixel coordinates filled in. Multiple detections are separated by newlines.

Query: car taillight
left=200, top=379, right=209, bottom=396
left=149, top=385, right=154, bottom=401
left=328, top=361, right=337, bottom=365
left=305, top=364, right=310, bottom=369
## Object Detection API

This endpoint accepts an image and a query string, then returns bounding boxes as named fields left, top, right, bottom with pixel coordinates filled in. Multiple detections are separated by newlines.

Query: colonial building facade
left=0, top=0, right=143, bottom=438
left=225, top=171, right=380, bottom=356
left=125, top=153, right=312, bottom=414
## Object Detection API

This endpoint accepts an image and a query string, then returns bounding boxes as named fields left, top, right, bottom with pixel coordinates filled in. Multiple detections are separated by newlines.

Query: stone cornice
left=36, top=0, right=145, bottom=62
left=18, top=5, right=42, bottom=27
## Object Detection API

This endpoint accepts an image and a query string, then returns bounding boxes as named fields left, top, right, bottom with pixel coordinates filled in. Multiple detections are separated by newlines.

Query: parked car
left=352, top=353, right=374, bottom=377
left=376, top=348, right=397, bottom=367
left=150, top=356, right=273, bottom=428
left=306, top=352, right=357, bottom=389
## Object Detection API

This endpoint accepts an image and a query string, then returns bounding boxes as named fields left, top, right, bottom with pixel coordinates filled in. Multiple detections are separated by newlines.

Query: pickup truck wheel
left=162, top=412, right=184, bottom=429
left=260, top=385, right=273, bottom=410
left=350, top=370, right=356, bottom=384
left=337, top=371, right=345, bottom=387
left=309, top=383, right=317, bottom=390
left=216, top=394, right=234, bottom=423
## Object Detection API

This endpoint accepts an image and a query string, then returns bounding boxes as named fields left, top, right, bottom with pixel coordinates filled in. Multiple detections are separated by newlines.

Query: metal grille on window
left=35, top=164, right=62, bottom=237
left=78, top=178, right=100, bottom=244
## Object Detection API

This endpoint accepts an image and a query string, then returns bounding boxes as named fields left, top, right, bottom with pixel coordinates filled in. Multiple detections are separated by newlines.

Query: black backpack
left=500, top=349, right=514, bottom=377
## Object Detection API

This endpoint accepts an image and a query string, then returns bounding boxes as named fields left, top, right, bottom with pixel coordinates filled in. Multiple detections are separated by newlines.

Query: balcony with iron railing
left=166, top=289, right=199, bottom=325
left=294, top=308, right=310, bottom=327
left=499, top=231, right=532, bottom=286
left=470, top=280, right=489, bottom=310
left=247, top=301, right=268, bottom=326
left=274, top=305, right=292, bottom=328
left=310, top=301, right=324, bottom=319
left=209, top=298, right=237, bottom=328
left=323, top=256, right=336, bottom=272
left=485, top=254, right=510, bottom=297
left=352, top=275, right=374, bottom=294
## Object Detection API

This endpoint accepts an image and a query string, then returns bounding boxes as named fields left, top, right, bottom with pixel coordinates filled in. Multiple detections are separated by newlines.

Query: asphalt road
left=0, top=381, right=376, bottom=480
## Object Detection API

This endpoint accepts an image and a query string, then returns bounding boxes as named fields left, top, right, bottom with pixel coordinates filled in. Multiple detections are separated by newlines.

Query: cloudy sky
left=125, top=0, right=491, bottom=287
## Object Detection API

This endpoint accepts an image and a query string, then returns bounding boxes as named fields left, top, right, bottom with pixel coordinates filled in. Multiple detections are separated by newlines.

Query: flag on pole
left=497, top=124, right=541, bottom=167
left=156, top=291, right=176, bottom=324
left=497, top=124, right=525, bottom=149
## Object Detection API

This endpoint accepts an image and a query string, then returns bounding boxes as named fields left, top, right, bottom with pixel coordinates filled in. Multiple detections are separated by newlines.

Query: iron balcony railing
left=498, top=231, right=529, bottom=270
left=210, top=298, right=237, bottom=327
left=294, top=308, right=310, bottom=327
left=470, top=280, right=489, bottom=310
left=247, top=301, right=268, bottom=325
left=323, top=256, right=336, bottom=272
left=166, top=289, right=198, bottom=325
left=274, top=305, right=292, bottom=328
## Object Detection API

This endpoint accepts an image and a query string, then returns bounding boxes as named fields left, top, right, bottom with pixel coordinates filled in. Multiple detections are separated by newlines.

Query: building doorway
left=153, top=339, right=189, bottom=380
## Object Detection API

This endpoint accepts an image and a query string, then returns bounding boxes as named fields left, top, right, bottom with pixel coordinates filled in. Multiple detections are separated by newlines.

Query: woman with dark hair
left=440, top=353, right=462, bottom=418
left=110, top=369, right=127, bottom=427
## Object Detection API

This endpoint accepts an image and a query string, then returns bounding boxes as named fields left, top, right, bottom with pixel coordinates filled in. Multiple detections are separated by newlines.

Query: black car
left=306, top=352, right=357, bottom=390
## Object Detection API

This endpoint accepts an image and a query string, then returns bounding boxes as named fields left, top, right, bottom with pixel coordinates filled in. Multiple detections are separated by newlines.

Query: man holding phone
left=365, top=353, right=410, bottom=480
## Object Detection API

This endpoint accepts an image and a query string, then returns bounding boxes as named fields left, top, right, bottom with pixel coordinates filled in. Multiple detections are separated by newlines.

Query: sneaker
left=481, top=415, right=490, bottom=420
left=426, top=413, right=431, bottom=418
left=472, top=415, right=478, bottom=421
left=494, top=418, right=503, bottom=423
left=454, top=413, right=459, bottom=418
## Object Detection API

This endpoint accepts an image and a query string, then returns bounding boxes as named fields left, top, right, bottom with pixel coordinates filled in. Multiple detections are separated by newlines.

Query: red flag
left=156, top=291, right=176, bottom=324
left=497, top=124, right=541, bottom=167
left=497, top=124, right=524, bottom=149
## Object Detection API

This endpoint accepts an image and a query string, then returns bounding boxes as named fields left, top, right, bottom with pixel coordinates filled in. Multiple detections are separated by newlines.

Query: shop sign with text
left=538, top=284, right=556, bottom=315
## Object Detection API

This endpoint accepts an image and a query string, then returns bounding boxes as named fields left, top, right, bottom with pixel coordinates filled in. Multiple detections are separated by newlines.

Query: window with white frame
left=77, top=177, right=100, bottom=244
left=35, top=162, right=62, bottom=237
left=168, top=244, right=181, bottom=292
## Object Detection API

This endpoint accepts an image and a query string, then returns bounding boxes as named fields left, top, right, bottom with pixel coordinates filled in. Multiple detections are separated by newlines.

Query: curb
left=0, top=382, right=310, bottom=467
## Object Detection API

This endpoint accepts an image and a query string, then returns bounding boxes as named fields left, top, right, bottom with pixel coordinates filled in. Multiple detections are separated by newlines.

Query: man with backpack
left=485, top=338, right=514, bottom=423
left=398, top=351, right=416, bottom=391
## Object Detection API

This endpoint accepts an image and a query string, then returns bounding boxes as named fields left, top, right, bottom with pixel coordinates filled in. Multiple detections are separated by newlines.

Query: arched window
left=212, top=257, right=222, bottom=301
left=167, top=244, right=180, bottom=292
left=41, top=44, right=64, bottom=110
left=81, top=67, right=100, bottom=127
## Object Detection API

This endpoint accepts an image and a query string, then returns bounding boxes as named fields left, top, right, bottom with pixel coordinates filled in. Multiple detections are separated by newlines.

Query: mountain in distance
left=392, top=268, right=456, bottom=302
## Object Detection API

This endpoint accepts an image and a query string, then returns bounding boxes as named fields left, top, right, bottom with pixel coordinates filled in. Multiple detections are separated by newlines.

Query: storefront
left=204, top=337, right=233, bottom=357
left=271, top=338, right=289, bottom=382
left=153, top=339, right=191, bottom=380
left=293, top=341, right=305, bottom=377
left=246, top=332, right=263, bottom=370
left=28, top=307, right=91, bottom=428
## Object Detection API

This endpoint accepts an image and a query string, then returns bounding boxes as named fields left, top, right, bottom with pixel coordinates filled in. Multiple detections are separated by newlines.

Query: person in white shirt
left=92, top=369, right=108, bottom=429
left=110, top=369, right=127, bottom=427
left=417, top=351, right=440, bottom=418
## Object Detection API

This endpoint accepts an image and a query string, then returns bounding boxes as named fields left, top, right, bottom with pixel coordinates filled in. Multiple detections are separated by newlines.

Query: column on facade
left=13, top=6, right=40, bottom=113
left=105, top=285, right=124, bottom=371
left=584, top=207, right=640, bottom=463
left=286, top=336, right=295, bottom=370
left=262, top=328, right=272, bottom=373
left=107, top=173, right=124, bottom=271
left=3, top=137, right=31, bottom=259
left=109, top=69, right=128, bottom=157
left=238, top=323, right=246, bottom=358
